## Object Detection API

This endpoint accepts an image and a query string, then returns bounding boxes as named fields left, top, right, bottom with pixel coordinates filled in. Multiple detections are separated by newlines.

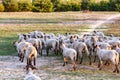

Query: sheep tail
left=85, top=46, right=90, bottom=56
left=115, top=52, right=119, bottom=65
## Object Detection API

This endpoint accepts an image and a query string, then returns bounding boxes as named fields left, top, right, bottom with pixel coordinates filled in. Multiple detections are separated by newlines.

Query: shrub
left=54, top=0, right=80, bottom=11
left=18, top=0, right=32, bottom=12
left=89, top=1, right=112, bottom=11
left=32, top=0, right=53, bottom=12
left=81, top=0, right=90, bottom=10
left=115, top=4, right=120, bottom=12
left=2, top=0, right=18, bottom=12
left=0, top=3, right=4, bottom=12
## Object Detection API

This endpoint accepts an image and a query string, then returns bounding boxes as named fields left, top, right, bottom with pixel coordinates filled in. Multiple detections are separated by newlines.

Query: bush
left=54, top=0, right=80, bottom=11
left=2, top=0, right=18, bottom=12
left=81, top=0, right=90, bottom=10
left=89, top=1, right=111, bottom=11
left=115, top=4, right=120, bottom=12
left=32, top=0, right=53, bottom=12
left=0, top=3, right=4, bottom=12
left=18, top=0, right=32, bottom=12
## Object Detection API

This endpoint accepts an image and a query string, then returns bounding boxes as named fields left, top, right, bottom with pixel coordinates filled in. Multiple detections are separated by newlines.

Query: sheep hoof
left=73, top=67, right=76, bottom=71
left=63, top=64, right=65, bottom=66
left=32, top=67, right=37, bottom=70
left=89, top=62, right=92, bottom=65
left=99, top=68, right=102, bottom=70
left=117, top=71, right=119, bottom=73
left=113, top=70, right=116, bottom=73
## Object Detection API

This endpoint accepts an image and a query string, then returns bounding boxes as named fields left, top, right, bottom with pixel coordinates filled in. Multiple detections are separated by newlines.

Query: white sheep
left=72, top=41, right=91, bottom=65
left=60, top=43, right=77, bottom=70
left=95, top=45, right=119, bottom=73
left=13, top=41, right=32, bottom=62
left=93, top=42, right=111, bottom=63
left=45, top=38, right=59, bottom=56
left=24, top=68, right=41, bottom=80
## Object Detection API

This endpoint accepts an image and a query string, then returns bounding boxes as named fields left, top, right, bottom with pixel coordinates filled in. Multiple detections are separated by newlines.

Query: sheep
left=107, top=40, right=120, bottom=49
left=25, top=34, right=42, bottom=56
left=95, top=45, right=119, bottom=73
left=13, top=41, right=32, bottom=62
left=60, top=42, right=77, bottom=70
left=25, top=45, right=37, bottom=70
left=45, top=38, right=59, bottom=56
left=24, top=68, right=41, bottom=80
left=29, top=30, right=44, bottom=38
left=72, top=41, right=91, bottom=65
left=93, top=31, right=105, bottom=38
left=93, top=42, right=111, bottom=63
left=18, top=34, right=25, bottom=42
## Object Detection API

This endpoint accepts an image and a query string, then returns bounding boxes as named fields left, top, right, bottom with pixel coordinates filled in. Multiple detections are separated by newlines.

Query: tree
left=32, top=0, right=53, bottom=12
left=81, top=0, right=90, bottom=10
left=2, top=0, right=18, bottom=12
left=18, top=0, right=32, bottom=11
left=0, top=3, right=4, bottom=12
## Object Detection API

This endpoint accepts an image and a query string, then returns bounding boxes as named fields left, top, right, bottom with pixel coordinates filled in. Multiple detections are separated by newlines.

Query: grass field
left=0, top=12, right=120, bottom=80
left=0, top=11, right=120, bottom=55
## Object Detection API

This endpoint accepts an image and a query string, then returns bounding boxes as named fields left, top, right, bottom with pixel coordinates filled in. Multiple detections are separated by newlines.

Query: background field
left=0, top=12, right=120, bottom=80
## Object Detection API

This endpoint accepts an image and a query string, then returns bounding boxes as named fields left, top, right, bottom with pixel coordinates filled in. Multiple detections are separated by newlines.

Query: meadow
left=0, top=12, right=120, bottom=80
left=0, top=11, right=119, bottom=55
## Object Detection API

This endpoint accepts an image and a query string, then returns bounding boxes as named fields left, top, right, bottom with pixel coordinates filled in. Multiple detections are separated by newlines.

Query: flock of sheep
left=13, top=30, right=120, bottom=78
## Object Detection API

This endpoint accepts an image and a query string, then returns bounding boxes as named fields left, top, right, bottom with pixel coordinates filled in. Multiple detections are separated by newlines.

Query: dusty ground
left=1, top=51, right=120, bottom=80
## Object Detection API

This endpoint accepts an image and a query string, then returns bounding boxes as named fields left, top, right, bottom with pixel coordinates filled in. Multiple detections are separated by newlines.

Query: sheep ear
left=70, top=36, right=73, bottom=39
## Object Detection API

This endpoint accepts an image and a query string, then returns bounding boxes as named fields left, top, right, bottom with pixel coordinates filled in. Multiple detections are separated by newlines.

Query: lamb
left=95, top=45, right=119, bottom=73
left=60, top=42, right=77, bottom=70
left=72, top=41, right=91, bottom=65
left=25, top=45, right=37, bottom=70
left=24, top=68, right=41, bottom=80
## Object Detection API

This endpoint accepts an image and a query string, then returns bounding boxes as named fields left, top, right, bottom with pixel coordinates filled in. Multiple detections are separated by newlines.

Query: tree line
left=0, top=0, right=120, bottom=12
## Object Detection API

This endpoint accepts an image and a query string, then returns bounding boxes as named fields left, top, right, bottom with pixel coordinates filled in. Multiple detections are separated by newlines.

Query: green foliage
left=81, top=0, right=90, bottom=10
left=32, top=0, right=53, bottom=12
left=115, top=4, right=120, bottom=12
left=89, top=0, right=116, bottom=11
left=18, top=0, right=32, bottom=12
left=54, top=0, right=80, bottom=11
left=0, top=3, right=4, bottom=12
left=2, top=0, right=18, bottom=12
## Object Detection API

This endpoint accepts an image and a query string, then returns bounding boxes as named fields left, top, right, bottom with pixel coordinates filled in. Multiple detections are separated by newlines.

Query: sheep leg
left=93, top=55, right=96, bottom=63
left=104, top=60, right=110, bottom=66
left=40, top=50, right=42, bottom=56
left=88, top=55, right=92, bottom=65
left=113, top=64, right=119, bottom=73
left=26, top=58, right=29, bottom=71
left=80, top=57, right=83, bottom=64
left=79, top=53, right=83, bottom=64
left=33, top=57, right=36, bottom=66
left=63, top=57, right=67, bottom=66
left=99, top=61, right=102, bottom=70
left=73, top=61, right=76, bottom=70
left=98, top=60, right=101, bottom=68
left=21, top=55, right=24, bottom=62
left=46, top=47, right=49, bottom=56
